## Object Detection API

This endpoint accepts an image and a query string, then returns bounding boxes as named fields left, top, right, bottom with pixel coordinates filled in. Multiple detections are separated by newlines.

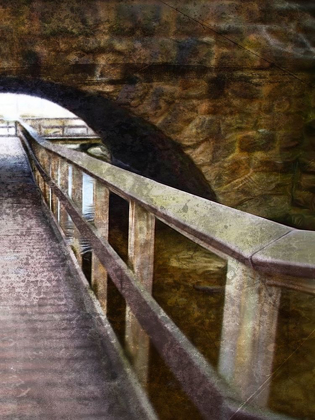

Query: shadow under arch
left=0, top=77, right=217, bottom=201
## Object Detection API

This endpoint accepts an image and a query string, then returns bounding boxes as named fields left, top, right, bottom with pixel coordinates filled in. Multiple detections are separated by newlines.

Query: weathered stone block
left=265, top=82, right=306, bottom=100
left=181, top=116, right=220, bottom=144
left=274, top=114, right=305, bottom=131
left=183, top=140, right=214, bottom=167
left=157, top=102, right=197, bottom=137
left=278, top=132, right=304, bottom=150
left=175, top=4, right=211, bottom=37
left=229, top=97, right=261, bottom=115
left=238, top=130, right=275, bottom=152
left=304, top=121, right=315, bottom=149
left=221, top=114, right=257, bottom=135
left=175, top=38, right=215, bottom=66
left=273, top=98, right=291, bottom=113
left=299, top=156, right=315, bottom=173
left=216, top=172, right=292, bottom=207
left=116, top=83, right=150, bottom=107
left=236, top=195, right=292, bottom=220
left=210, top=155, right=251, bottom=189
left=285, top=210, right=315, bottom=230
left=209, top=136, right=238, bottom=164
left=293, top=190, right=315, bottom=210
left=215, top=46, right=262, bottom=69
left=298, top=174, right=315, bottom=193
left=155, top=39, right=178, bottom=63
left=251, top=152, right=297, bottom=173
left=207, top=75, right=227, bottom=99
left=97, top=64, right=124, bottom=80
left=178, top=79, right=209, bottom=99
left=109, top=4, right=142, bottom=37
left=136, top=84, right=178, bottom=123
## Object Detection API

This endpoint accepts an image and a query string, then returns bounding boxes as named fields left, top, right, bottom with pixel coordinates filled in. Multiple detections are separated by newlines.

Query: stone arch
left=0, top=77, right=217, bottom=201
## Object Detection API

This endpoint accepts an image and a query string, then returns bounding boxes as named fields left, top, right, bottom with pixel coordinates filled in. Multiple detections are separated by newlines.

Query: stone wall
left=0, top=0, right=314, bottom=226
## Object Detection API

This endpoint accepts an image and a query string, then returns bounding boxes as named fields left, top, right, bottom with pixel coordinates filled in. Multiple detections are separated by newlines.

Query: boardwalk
left=0, top=137, right=149, bottom=419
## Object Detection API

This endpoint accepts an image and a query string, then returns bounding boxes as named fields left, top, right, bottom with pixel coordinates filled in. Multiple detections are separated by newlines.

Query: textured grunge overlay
left=0, top=1, right=314, bottom=419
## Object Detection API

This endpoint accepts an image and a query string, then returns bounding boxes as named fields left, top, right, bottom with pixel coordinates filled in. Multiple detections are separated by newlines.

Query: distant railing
left=0, top=118, right=98, bottom=138
left=22, top=117, right=97, bottom=138
left=0, top=120, right=16, bottom=136
left=17, top=120, right=314, bottom=420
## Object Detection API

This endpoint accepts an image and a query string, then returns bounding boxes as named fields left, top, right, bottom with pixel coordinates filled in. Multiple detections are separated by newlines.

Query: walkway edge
left=39, top=195, right=158, bottom=420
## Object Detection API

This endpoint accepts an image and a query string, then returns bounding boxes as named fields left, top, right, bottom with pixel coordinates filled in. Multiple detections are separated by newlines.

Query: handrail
left=17, top=120, right=311, bottom=420
left=18, top=121, right=315, bottom=281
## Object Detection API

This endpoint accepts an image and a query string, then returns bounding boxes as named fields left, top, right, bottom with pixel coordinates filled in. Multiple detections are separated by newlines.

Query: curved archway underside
left=0, top=77, right=216, bottom=201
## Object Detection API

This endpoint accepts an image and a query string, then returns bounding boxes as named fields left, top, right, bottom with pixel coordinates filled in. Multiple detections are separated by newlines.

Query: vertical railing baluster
left=33, top=148, right=46, bottom=197
left=218, top=258, right=281, bottom=407
left=59, top=158, right=69, bottom=233
left=71, top=165, right=83, bottom=267
left=50, top=156, right=59, bottom=219
left=41, top=151, right=50, bottom=205
left=38, top=171, right=45, bottom=195
left=91, top=181, right=109, bottom=312
left=47, top=154, right=53, bottom=211
left=125, top=201, right=155, bottom=386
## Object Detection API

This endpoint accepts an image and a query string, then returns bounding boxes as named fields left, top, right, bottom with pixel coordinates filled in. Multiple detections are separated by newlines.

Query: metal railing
left=17, top=120, right=314, bottom=420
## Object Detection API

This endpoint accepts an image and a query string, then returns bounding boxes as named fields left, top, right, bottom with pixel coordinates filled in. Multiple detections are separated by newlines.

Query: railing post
left=50, top=156, right=59, bottom=219
left=59, top=158, right=69, bottom=233
left=71, top=165, right=83, bottom=267
left=41, top=150, right=50, bottom=205
left=38, top=170, right=45, bottom=196
left=91, top=181, right=109, bottom=312
left=218, top=258, right=281, bottom=407
left=125, top=201, right=155, bottom=386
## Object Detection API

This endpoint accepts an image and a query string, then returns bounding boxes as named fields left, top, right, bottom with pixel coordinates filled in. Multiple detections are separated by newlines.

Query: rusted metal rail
left=17, top=120, right=314, bottom=420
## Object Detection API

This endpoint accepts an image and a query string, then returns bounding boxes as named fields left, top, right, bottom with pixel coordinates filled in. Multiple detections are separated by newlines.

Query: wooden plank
left=59, top=158, right=69, bottom=233
left=91, top=180, right=109, bottom=312
left=50, top=156, right=59, bottom=219
left=41, top=151, right=50, bottom=205
left=71, top=165, right=83, bottom=266
left=218, top=258, right=281, bottom=407
left=125, top=201, right=155, bottom=386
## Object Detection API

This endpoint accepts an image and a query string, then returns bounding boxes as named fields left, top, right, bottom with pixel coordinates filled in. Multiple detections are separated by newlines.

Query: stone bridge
left=0, top=119, right=311, bottom=419
left=0, top=0, right=314, bottom=227
left=0, top=2, right=314, bottom=419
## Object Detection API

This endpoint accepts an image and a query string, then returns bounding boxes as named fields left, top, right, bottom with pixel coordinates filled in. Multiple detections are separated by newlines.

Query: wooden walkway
left=0, top=137, right=150, bottom=419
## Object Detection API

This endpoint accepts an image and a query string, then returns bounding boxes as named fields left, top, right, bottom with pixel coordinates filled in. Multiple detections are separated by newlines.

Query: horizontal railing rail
left=0, top=119, right=17, bottom=136
left=17, top=119, right=313, bottom=420
left=0, top=117, right=99, bottom=138
left=21, top=117, right=98, bottom=138
left=18, top=121, right=315, bottom=283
